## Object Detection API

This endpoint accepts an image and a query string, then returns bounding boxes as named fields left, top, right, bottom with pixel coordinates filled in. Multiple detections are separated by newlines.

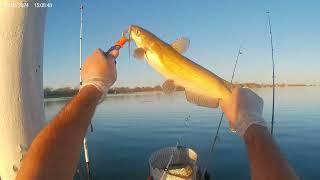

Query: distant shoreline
left=44, top=83, right=318, bottom=99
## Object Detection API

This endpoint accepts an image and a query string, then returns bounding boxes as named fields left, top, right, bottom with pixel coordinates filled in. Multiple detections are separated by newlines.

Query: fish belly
left=145, top=50, right=230, bottom=100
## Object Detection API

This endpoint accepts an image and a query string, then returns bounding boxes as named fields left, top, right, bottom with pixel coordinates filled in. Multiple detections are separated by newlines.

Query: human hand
left=81, top=48, right=118, bottom=101
left=220, top=87, right=267, bottom=137
left=108, top=49, right=119, bottom=58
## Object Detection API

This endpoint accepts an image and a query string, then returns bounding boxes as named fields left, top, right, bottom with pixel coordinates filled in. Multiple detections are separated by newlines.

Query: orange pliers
left=104, top=32, right=128, bottom=60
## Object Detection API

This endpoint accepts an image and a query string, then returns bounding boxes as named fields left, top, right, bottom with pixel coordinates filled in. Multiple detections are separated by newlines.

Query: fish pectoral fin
left=185, top=90, right=220, bottom=108
left=171, top=37, right=190, bottom=54
left=133, top=48, right=146, bottom=59
left=162, top=80, right=176, bottom=94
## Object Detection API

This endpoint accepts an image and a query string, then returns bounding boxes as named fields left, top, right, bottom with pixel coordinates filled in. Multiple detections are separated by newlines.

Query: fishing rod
left=201, top=46, right=242, bottom=179
left=79, top=4, right=128, bottom=178
left=80, top=4, right=93, bottom=180
left=267, top=11, right=276, bottom=136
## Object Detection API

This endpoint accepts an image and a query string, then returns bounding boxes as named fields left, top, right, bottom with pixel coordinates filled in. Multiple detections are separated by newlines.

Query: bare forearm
left=16, top=85, right=101, bottom=180
left=244, top=125, right=298, bottom=180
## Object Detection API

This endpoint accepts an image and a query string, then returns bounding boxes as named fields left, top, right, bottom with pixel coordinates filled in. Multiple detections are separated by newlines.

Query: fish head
left=128, top=25, right=160, bottom=50
left=128, top=25, right=171, bottom=76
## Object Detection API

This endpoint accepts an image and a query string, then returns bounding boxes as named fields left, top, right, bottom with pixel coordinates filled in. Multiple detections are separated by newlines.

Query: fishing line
left=201, top=46, right=242, bottom=179
left=127, top=27, right=149, bottom=71
left=128, top=27, right=132, bottom=62
left=267, top=11, right=276, bottom=136
left=160, top=115, right=192, bottom=180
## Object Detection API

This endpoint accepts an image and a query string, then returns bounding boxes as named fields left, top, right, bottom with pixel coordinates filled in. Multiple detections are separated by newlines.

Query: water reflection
left=45, top=87, right=320, bottom=179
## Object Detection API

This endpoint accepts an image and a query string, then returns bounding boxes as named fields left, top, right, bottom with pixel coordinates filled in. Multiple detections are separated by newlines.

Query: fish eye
left=136, top=30, right=141, bottom=36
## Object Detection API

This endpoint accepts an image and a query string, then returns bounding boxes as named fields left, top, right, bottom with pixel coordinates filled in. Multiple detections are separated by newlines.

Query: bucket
left=149, top=146, right=199, bottom=180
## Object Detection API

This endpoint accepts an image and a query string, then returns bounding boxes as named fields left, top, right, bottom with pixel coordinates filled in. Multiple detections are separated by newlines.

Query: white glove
left=80, top=48, right=118, bottom=103
left=221, top=87, right=267, bottom=137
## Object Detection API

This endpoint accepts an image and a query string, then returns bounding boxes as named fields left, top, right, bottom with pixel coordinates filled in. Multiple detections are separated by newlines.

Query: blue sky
left=43, top=0, right=320, bottom=88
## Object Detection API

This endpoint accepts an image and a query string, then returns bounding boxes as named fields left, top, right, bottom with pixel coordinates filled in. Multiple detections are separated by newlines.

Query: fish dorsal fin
left=185, top=90, right=219, bottom=108
left=171, top=37, right=190, bottom=54
left=133, top=48, right=146, bottom=59
left=162, top=80, right=176, bottom=94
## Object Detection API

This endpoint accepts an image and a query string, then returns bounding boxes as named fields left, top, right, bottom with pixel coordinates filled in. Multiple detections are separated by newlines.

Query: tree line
left=44, top=83, right=310, bottom=98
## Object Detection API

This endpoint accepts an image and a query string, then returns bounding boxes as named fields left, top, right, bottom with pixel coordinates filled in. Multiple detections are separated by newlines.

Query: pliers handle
left=104, top=32, right=128, bottom=57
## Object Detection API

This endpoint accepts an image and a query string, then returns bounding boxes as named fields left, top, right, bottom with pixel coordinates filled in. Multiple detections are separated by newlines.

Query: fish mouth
left=127, top=25, right=138, bottom=39
left=127, top=25, right=139, bottom=33
left=127, top=25, right=145, bottom=38
left=126, top=25, right=144, bottom=60
left=127, top=25, right=143, bottom=47
left=126, top=25, right=132, bottom=39
left=126, top=25, right=157, bottom=54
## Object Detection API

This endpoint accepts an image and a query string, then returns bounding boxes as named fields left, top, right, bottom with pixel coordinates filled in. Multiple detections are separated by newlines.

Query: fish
left=167, top=164, right=193, bottom=178
left=128, top=25, right=231, bottom=108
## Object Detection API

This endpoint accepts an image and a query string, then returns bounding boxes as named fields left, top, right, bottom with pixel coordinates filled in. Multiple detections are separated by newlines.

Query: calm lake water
left=44, top=87, right=320, bottom=179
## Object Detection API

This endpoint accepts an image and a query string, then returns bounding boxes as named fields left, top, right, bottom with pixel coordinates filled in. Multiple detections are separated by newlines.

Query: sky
left=43, top=0, right=320, bottom=88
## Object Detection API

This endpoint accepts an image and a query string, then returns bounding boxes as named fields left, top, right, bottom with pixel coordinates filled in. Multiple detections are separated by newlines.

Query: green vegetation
left=44, top=87, right=78, bottom=98
left=44, top=86, right=167, bottom=98
left=108, top=86, right=163, bottom=94
left=44, top=83, right=314, bottom=98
